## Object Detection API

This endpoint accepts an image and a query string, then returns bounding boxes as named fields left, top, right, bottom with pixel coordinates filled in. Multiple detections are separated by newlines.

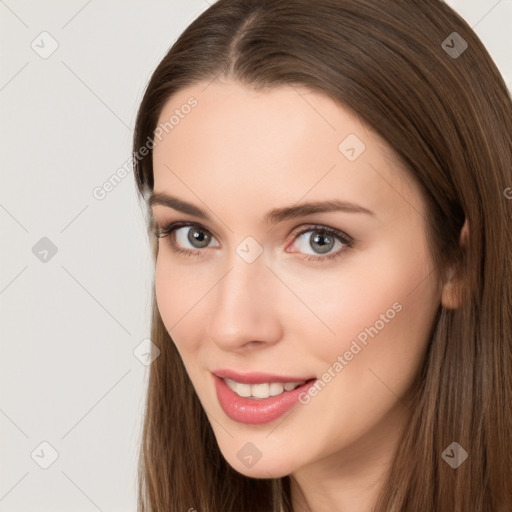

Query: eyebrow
left=148, top=192, right=376, bottom=224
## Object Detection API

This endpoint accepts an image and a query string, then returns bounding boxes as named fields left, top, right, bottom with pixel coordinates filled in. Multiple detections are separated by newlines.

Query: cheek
left=154, top=254, right=188, bottom=345
left=154, top=254, right=174, bottom=326
left=287, top=253, right=439, bottom=452
left=154, top=251, right=211, bottom=354
left=295, top=237, right=440, bottom=379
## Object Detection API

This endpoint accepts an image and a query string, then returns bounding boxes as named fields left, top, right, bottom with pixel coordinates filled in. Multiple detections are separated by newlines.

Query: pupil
left=311, top=232, right=333, bottom=254
left=189, top=227, right=210, bottom=248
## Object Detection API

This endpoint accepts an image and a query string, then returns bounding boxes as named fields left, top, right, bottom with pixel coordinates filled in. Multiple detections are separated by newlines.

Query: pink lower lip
left=214, top=374, right=317, bottom=425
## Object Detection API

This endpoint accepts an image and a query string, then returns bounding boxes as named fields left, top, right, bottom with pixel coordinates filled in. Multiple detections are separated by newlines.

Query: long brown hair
left=132, top=1, right=512, bottom=510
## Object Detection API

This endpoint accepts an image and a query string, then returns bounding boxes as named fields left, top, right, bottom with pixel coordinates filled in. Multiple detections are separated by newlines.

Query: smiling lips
left=212, top=369, right=317, bottom=424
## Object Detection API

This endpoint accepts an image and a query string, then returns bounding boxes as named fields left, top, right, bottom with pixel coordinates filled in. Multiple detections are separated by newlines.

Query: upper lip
left=213, top=369, right=316, bottom=384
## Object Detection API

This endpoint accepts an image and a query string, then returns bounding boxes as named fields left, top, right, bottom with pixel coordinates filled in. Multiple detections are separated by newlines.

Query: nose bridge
left=206, top=244, right=281, bottom=349
left=215, top=249, right=269, bottom=322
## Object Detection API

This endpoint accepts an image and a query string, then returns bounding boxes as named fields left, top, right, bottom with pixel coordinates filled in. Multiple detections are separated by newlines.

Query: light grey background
left=0, top=1, right=510, bottom=511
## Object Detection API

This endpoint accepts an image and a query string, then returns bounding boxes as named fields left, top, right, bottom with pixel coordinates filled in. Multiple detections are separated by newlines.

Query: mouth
left=212, top=370, right=317, bottom=425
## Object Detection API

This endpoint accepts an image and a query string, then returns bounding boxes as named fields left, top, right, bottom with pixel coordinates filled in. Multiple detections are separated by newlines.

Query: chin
left=229, top=459, right=293, bottom=479
left=218, top=445, right=298, bottom=479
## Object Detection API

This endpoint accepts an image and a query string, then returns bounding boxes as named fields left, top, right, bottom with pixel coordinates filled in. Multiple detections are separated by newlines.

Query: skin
left=150, top=79, right=461, bottom=512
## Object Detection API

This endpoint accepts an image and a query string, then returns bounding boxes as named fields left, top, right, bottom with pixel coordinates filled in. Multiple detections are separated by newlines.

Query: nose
left=206, top=253, right=283, bottom=352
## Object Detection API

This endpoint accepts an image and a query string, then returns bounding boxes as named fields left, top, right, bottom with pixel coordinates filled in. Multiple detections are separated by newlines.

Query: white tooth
left=236, top=382, right=252, bottom=397
left=269, top=382, right=285, bottom=396
left=225, top=378, right=238, bottom=392
left=225, top=378, right=307, bottom=398
left=251, top=383, right=270, bottom=399
left=284, top=381, right=304, bottom=391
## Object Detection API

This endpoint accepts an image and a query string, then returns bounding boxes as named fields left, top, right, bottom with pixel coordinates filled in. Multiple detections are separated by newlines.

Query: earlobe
left=441, top=273, right=461, bottom=309
left=441, top=218, right=468, bottom=310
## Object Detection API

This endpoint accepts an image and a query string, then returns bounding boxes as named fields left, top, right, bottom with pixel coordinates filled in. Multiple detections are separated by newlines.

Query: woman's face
left=151, top=79, right=442, bottom=480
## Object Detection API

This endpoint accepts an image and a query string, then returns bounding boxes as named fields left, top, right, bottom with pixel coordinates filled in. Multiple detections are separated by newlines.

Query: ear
left=441, top=218, right=468, bottom=310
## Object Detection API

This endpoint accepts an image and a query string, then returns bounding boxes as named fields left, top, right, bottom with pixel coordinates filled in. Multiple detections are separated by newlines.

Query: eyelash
left=154, top=221, right=355, bottom=263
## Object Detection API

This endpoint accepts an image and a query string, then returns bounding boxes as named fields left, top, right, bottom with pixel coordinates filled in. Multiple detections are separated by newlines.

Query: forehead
left=151, top=79, right=425, bottom=224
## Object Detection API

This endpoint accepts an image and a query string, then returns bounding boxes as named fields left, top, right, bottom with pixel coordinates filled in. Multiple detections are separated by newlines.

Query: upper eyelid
left=156, top=219, right=221, bottom=242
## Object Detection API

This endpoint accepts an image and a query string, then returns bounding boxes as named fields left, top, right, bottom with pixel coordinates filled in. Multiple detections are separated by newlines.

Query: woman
left=132, top=1, right=512, bottom=510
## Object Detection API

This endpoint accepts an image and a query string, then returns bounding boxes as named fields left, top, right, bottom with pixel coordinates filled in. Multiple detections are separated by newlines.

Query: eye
left=287, top=225, right=354, bottom=262
left=156, top=222, right=220, bottom=255
left=155, top=221, right=354, bottom=262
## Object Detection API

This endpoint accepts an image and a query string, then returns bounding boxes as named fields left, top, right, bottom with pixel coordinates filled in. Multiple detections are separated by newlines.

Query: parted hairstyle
left=132, top=1, right=512, bottom=510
